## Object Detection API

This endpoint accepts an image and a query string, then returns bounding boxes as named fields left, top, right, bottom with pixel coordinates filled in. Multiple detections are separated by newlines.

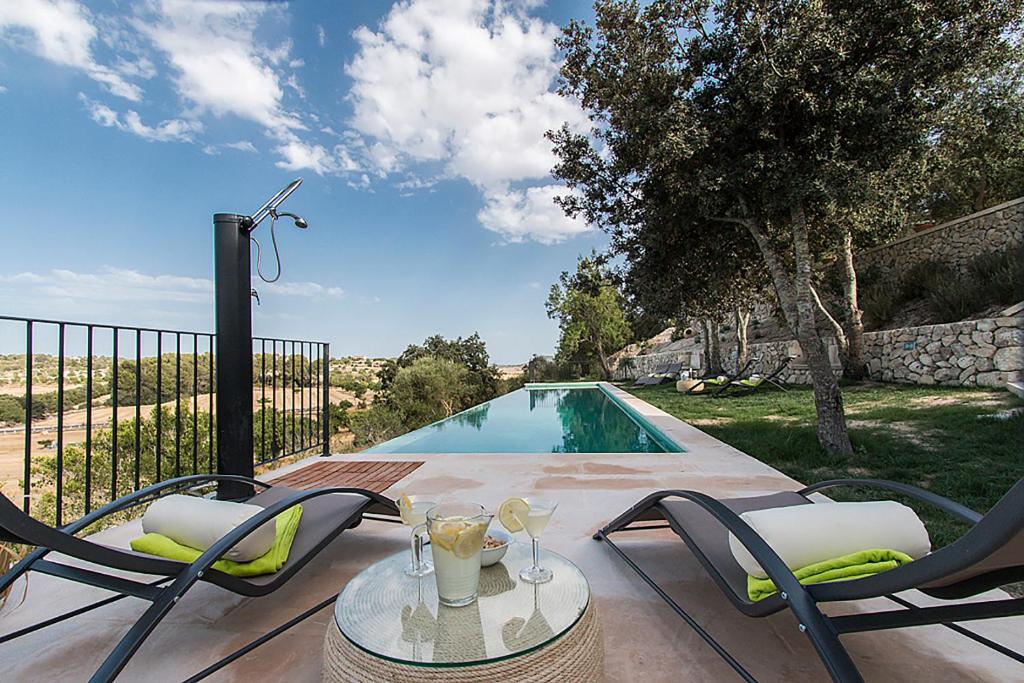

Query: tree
left=551, top=0, right=1020, bottom=456
left=546, top=253, right=632, bottom=380
left=378, top=333, right=500, bottom=408
left=918, top=52, right=1024, bottom=222
left=390, top=357, right=471, bottom=426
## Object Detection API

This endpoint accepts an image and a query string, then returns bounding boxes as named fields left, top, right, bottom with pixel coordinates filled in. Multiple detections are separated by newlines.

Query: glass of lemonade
left=399, top=495, right=437, bottom=578
left=501, top=497, right=558, bottom=584
left=426, top=503, right=492, bottom=607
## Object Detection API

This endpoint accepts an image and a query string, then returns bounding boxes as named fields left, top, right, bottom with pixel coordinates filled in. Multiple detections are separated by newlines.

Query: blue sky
left=0, top=0, right=600, bottom=364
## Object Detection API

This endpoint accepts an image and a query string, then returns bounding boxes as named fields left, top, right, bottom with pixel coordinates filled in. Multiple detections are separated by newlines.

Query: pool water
left=364, top=387, right=676, bottom=454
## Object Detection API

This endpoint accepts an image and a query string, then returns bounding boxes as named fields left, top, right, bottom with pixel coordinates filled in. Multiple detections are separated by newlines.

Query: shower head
left=270, top=209, right=308, bottom=229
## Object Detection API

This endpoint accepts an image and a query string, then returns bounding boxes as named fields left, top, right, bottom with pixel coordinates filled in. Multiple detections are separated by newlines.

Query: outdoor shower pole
left=213, top=213, right=255, bottom=500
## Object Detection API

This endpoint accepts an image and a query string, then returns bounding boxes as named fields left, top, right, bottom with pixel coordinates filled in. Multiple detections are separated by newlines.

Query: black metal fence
left=0, top=315, right=330, bottom=526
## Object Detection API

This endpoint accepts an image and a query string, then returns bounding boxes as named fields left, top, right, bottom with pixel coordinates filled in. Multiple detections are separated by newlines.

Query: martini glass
left=515, top=498, right=558, bottom=584
left=400, top=495, right=436, bottom=577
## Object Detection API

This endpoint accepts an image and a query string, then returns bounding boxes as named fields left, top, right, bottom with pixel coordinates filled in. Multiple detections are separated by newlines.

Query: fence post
left=213, top=213, right=255, bottom=499
left=321, top=343, right=330, bottom=457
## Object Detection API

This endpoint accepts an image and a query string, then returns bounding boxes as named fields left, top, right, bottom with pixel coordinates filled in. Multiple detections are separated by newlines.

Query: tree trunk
left=734, top=307, right=750, bottom=371
left=700, top=319, right=712, bottom=374
left=596, top=339, right=613, bottom=381
left=838, top=228, right=867, bottom=379
left=709, top=318, right=723, bottom=373
left=790, top=205, right=854, bottom=457
left=742, top=208, right=854, bottom=457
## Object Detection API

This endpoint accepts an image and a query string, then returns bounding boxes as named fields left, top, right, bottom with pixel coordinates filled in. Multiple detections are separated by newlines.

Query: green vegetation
left=860, top=246, right=1024, bottom=329
left=627, top=382, right=1023, bottom=548
left=546, top=254, right=632, bottom=380
left=26, top=403, right=319, bottom=527
left=349, top=334, right=516, bottom=448
left=550, top=0, right=1020, bottom=456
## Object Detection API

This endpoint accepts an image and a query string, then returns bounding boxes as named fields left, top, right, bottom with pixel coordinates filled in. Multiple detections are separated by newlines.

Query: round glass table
left=323, top=543, right=602, bottom=682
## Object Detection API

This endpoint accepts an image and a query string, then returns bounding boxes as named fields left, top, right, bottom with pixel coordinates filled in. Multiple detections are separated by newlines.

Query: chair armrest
left=798, top=479, right=982, bottom=525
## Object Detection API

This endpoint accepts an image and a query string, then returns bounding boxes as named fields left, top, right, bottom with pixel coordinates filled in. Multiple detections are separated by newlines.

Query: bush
left=0, top=396, right=23, bottom=424
left=859, top=245, right=1024, bottom=329
left=348, top=406, right=406, bottom=447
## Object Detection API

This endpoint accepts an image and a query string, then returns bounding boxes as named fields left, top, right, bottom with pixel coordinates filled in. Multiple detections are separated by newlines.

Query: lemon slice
left=429, top=520, right=463, bottom=553
left=452, top=522, right=487, bottom=559
left=398, top=494, right=413, bottom=525
left=498, top=497, right=529, bottom=533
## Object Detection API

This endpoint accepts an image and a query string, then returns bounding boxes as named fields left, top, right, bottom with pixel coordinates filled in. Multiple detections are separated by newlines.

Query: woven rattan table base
left=322, top=601, right=603, bottom=682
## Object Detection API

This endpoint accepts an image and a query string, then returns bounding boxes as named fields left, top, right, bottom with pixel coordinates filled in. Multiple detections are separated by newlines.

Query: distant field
left=0, top=385, right=364, bottom=501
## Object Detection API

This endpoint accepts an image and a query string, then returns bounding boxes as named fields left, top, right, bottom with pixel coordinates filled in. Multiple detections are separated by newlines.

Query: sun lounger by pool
left=595, top=478, right=1024, bottom=682
left=0, top=474, right=398, bottom=683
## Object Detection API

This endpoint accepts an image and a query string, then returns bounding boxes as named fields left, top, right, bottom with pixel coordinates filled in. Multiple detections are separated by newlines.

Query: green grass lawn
left=624, top=381, right=1023, bottom=549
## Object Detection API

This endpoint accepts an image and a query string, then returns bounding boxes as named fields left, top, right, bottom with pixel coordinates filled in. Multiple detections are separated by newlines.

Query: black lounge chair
left=715, top=357, right=791, bottom=397
left=595, top=478, right=1024, bottom=682
left=633, top=362, right=671, bottom=386
left=685, top=360, right=753, bottom=395
left=0, top=474, right=399, bottom=683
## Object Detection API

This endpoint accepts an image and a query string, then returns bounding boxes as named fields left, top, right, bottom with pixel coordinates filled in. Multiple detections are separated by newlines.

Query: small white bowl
left=481, top=528, right=512, bottom=566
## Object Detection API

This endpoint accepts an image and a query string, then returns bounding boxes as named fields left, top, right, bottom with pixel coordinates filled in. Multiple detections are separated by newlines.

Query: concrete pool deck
left=1, top=387, right=1021, bottom=681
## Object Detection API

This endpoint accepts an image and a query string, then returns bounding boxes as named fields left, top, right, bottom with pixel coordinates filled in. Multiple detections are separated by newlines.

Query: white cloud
left=0, top=0, right=143, bottom=100
left=0, top=266, right=344, bottom=305
left=274, top=134, right=361, bottom=175
left=80, top=93, right=202, bottom=142
left=478, top=185, right=590, bottom=244
left=135, top=0, right=301, bottom=133
left=262, top=282, right=344, bottom=298
left=224, top=140, right=257, bottom=153
left=344, top=0, right=589, bottom=243
left=0, top=85, right=7, bottom=94
left=316, top=24, right=326, bottom=47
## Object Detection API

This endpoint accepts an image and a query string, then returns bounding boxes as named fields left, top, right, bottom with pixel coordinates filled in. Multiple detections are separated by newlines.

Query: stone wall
left=857, top=197, right=1024, bottom=281
left=861, top=304, right=1024, bottom=387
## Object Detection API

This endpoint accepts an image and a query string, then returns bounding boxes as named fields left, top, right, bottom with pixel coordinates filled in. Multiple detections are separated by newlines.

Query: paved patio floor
left=1, top=387, right=1021, bottom=681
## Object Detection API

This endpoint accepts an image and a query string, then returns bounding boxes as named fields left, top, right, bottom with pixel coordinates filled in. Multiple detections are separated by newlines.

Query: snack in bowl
left=480, top=528, right=512, bottom=567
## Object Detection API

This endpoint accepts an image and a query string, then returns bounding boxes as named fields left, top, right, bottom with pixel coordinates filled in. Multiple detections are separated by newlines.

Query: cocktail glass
left=515, top=498, right=558, bottom=584
left=427, top=503, right=492, bottom=607
left=399, top=495, right=436, bottom=577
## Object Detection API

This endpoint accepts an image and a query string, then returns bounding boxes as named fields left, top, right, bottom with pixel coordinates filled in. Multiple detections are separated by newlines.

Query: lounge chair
left=0, top=474, right=399, bottom=683
left=595, top=478, right=1024, bottom=682
left=648, top=362, right=683, bottom=386
left=685, top=360, right=753, bottom=395
left=633, top=362, right=671, bottom=386
left=715, top=357, right=790, bottom=397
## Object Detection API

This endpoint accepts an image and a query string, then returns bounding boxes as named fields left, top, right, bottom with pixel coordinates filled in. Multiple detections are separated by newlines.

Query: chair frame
left=634, top=363, right=671, bottom=387
left=0, top=473, right=399, bottom=683
left=686, top=360, right=753, bottom=395
left=714, top=357, right=791, bottom=397
left=594, top=478, right=1024, bottom=682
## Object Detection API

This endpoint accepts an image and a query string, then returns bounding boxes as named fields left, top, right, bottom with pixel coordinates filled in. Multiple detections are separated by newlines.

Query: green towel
left=739, top=377, right=764, bottom=387
left=747, top=548, right=914, bottom=602
left=705, top=377, right=729, bottom=385
left=130, top=505, right=303, bottom=577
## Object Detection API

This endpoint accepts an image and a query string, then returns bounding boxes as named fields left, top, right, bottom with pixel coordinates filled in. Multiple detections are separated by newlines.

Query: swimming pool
left=364, top=384, right=682, bottom=454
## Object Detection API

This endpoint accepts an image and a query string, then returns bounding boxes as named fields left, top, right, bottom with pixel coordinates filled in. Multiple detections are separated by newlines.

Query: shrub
left=0, top=396, right=23, bottom=424
left=348, top=406, right=405, bottom=447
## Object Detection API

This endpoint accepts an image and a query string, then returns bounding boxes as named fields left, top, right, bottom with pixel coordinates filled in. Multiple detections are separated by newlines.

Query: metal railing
left=0, top=315, right=329, bottom=526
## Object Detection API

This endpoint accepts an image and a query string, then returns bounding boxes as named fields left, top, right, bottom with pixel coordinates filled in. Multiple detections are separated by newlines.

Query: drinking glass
left=427, top=502, right=492, bottom=607
left=515, top=498, right=558, bottom=584
left=399, top=495, right=436, bottom=578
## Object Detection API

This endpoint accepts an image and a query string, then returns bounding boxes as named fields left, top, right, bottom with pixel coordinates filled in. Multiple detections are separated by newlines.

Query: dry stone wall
left=857, top=197, right=1023, bottom=281
left=861, top=305, right=1024, bottom=387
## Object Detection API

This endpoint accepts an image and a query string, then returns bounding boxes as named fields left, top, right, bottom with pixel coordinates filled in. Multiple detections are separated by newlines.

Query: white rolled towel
left=141, top=494, right=277, bottom=562
left=729, top=500, right=931, bottom=579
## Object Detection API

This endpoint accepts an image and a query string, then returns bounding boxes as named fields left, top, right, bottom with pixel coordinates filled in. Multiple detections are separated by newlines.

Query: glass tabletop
left=334, top=542, right=590, bottom=667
